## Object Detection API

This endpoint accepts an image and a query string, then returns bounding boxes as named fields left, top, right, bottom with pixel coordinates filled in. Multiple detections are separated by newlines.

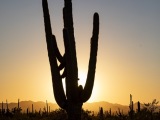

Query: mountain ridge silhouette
left=1, top=100, right=157, bottom=114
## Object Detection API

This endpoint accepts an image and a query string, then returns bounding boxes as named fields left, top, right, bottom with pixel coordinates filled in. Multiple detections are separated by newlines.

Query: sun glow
left=62, top=71, right=89, bottom=93
left=78, top=71, right=87, bottom=87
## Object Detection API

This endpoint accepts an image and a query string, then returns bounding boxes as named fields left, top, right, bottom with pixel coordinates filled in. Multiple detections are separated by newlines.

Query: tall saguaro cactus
left=42, top=0, right=99, bottom=119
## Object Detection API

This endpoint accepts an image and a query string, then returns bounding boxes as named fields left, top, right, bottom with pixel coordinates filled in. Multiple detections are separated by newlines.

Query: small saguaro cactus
left=129, top=94, right=134, bottom=119
left=46, top=100, right=48, bottom=115
left=129, top=94, right=134, bottom=112
left=2, top=101, right=4, bottom=115
left=42, top=0, right=99, bottom=119
left=6, top=99, right=9, bottom=112
left=17, top=99, right=20, bottom=113
left=27, top=108, right=29, bottom=115
left=32, top=104, right=34, bottom=114
left=137, top=101, right=140, bottom=112
left=99, top=107, right=104, bottom=120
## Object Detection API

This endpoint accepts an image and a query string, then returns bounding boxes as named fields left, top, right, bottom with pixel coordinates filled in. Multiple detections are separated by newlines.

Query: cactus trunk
left=42, top=0, right=99, bottom=119
left=66, top=102, right=82, bottom=120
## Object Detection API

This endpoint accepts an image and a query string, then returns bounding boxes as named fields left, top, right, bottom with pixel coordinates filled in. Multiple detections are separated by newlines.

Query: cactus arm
left=52, top=35, right=67, bottom=79
left=51, top=35, right=64, bottom=63
left=51, top=35, right=67, bottom=77
left=42, top=0, right=66, bottom=109
left=63, top=28, right=76, bottom=100
left=63, top=0, right=79, bottom=83
left=58, top=54, right=66, bottom=71
left=82, top=13, right=99, bottom=102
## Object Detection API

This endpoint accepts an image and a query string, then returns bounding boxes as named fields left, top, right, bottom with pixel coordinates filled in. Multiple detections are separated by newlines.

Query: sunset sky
left=0, top=0, right=160, bottom=105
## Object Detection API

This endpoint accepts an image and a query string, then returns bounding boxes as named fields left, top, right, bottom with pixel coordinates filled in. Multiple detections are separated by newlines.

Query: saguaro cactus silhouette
left=42, top=0, right=99, bottom=119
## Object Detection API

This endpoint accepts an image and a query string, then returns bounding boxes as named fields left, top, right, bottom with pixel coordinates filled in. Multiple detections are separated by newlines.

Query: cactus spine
left=42, top=0, right=99, bottom=119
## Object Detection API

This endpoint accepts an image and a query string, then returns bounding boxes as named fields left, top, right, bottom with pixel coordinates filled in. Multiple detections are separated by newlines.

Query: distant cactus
left=6, top=99, right=9, bottom=113
left=1, top=101, right=4, bottom=115
left=137, top=101, right=140, bottom=113
left=46, top=100, right=48, bottom=115
left=27, top=108, right=29, bottom=115
left=18, top=99, right=20, bottom=110
left=32, top=104, right=34, bottom=114
left=99, top=107, right=104, bottom=120
left=129, top=94, right=134, bottom=119
left=17, top=99, right=21, bottom=113
left=42, top=0, right=99, bottom=119
left=109, top=108, right=112, bottom=116
left=116, top=108, right=123, bottom=118
left=129, top=94, right=133, bottom=111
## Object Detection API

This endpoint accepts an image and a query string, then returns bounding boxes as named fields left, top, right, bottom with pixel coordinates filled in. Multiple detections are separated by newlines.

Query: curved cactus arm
left=51, top=35, right=64, bottom=63
left=42, top=0, right=67, bottom=109
left=50, top=36, right=67, bottom=109
left=51, top=36, right=67, bottom=78
left=82, top=13, right=99, bottom=102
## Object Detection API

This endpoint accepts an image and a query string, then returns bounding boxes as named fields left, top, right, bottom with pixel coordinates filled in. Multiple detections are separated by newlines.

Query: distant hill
left=0, top=101, right=59, bottom=112
left=83, top=101, right=149, bottom=114
left=0, top=101, right=159, bottom=114
left=83, top=101, right=129, bottom=114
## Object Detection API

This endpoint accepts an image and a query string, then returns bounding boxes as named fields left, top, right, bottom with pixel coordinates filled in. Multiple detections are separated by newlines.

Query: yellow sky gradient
left=0, top=0, right=160, bottom=106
